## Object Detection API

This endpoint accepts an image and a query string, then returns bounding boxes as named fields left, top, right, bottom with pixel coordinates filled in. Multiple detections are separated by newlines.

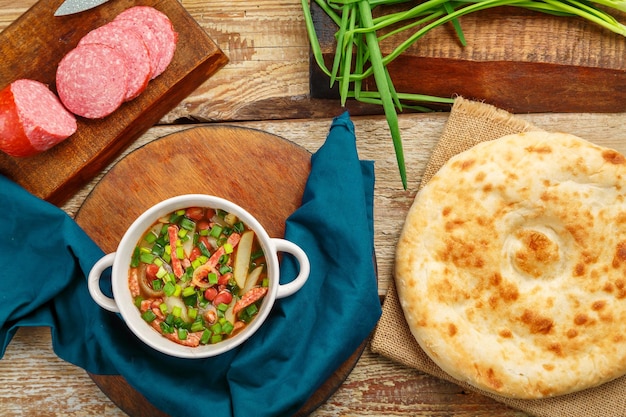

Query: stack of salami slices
left=57, top=6, right=178, bottom=119
left=0, top=6, right=177, bottom=158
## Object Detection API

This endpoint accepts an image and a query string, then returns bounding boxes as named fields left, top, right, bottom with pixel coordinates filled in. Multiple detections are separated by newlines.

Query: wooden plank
left=73, top=125, right=364, bottom=417
left=310, top=2, right=626, bottom=113
left=0, top=0, right=227, bottom=205
left=3, top=112, right=626, bottom=416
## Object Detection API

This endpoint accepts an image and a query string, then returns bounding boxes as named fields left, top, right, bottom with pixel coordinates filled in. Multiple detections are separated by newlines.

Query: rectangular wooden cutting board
left=309, top=2, right=626, bottom=114
left=0, top=0, right=228, bottom=205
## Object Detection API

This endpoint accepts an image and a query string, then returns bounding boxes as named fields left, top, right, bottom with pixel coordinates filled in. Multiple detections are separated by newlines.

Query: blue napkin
left=0, top=111, right=380, bottom=417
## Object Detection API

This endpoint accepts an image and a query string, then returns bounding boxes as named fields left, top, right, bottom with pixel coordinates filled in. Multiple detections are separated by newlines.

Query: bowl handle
left=88, top=252, right=120, bottom=313
left=272, top=239, right=310, bottom=299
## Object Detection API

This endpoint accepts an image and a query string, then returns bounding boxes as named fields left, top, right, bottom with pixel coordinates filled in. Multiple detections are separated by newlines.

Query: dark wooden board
left=310, top=2, right=626, bottom=113
left=74, top=125, right=367, bottom=417
left=0, top=0, right=228, bottom=205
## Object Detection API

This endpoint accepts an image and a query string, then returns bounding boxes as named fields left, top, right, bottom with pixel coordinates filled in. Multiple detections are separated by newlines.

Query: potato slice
left=233, top=230, right=254, bottom=288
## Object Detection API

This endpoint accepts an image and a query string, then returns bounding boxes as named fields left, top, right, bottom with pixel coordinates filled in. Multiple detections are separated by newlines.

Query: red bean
left=185, top=207, right=204, bottom=221
left=204, top=287, right=218, bottom=301
left=213, top=290, right=233, bottom=306
left=218, top=273, right=232, bottom=286
left=146, top=264, right=160, bottom=281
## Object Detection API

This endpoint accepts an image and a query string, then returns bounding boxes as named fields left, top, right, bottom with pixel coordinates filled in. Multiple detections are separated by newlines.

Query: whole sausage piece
left=0, top=79, right=77, bottom=157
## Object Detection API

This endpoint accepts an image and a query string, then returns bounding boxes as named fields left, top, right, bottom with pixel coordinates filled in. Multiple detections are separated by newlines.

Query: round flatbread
left=395, top=131, right=626, bottom=399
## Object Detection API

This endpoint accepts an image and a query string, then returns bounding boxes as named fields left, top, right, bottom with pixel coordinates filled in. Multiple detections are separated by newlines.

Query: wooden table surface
left=1, top=0, right=626, bottom=416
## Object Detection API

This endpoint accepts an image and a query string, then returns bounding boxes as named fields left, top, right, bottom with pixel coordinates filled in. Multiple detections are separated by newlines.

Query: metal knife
left=54, top=0, right=110, bottom=16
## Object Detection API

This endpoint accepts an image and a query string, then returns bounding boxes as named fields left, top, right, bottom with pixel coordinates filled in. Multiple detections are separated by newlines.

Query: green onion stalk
left=301, top=0, right=626, bottom=189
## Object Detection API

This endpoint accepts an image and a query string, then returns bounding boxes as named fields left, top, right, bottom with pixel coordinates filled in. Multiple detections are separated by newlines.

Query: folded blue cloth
left=0, top=111, right=380, bottom=417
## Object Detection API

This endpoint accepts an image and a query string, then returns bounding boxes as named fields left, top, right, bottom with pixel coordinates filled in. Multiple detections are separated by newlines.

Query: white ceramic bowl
left=88, top=194, right=310, bottom=358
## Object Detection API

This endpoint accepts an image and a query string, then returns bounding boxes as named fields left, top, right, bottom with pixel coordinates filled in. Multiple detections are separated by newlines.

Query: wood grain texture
left=310, top=3, right=626, bottom=113
left=2, top=0, right=626, bottom=414
left=72, top=125, right=364, bottom=417
left=2, top=112, right=622, bottom=417
left=0, top=0, right=227, bottom=205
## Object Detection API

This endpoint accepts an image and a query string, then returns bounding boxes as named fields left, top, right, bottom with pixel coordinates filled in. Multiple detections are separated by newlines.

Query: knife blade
left=54, top=0, right=109, bottom=16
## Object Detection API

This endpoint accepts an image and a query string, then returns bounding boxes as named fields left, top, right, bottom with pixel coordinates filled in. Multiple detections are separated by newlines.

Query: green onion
left=177, top=328, right=188, bottom=341
left=163, top=281, right=176, bottom=297
left=180, top=217, right=196, bottom=231
left=172, top=305, right=182, bottom=318
left=251, top=249, right=265, bottom=261
left=200, top=330, right=212, bottom=344
left=145, top=232, right=157, bottom=244
left=303, top=0, right=626, bottom=189
left=208, top=272, right=218, bottom=285
left=141, top=310, right=157, bottom=322
left=140, top=252, right=155, bottom=264
left=233, top=222, right=245, bottom=233
left=176, top=247, right=185, bottom=260
left=160, top=322, right=174, bottom=334
left=224, top=243, right=233, bottom=254
left=156, top=265, right=168, bottom=279
left=182, top=286, right=196, bottom=297
left=152, top=279, right=163, bottom=291
left=131, top=247, right=140, bottom=268
left=209, top=225, right=223, bottom=238
left=188, top=308, right=199, bottom=321
left=210, top=322, right=222, bottom=334
left=173, top=284, right=182, bottom=297
left=222, top=321, right=235, bottom=334
left=134, top=296, right=144, bottom=308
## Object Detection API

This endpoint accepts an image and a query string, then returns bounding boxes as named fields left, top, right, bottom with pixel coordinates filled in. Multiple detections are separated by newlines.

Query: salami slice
left=0, top=79, right=77, bottom=157
left=114, top=6, right=178, bottom=79
left=56, top=44, right=128, bottom=119
left=78, top=21, right=151, bottom=101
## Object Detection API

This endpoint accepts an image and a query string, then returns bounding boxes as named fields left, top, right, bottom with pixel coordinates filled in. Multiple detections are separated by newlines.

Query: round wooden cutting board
left=74, top=125, right=368, bottom=417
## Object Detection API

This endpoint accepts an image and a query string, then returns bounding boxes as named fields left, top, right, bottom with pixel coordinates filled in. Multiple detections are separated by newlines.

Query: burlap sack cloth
left=370, top=97, right=626, bottom=417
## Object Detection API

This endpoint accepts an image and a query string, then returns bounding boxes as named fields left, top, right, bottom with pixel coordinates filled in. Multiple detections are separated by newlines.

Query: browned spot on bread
left=592, top=300, right=607, bottom=311
left=520, top=310, right=554, bottom=334
left=461, top=159, right=476, bottom=170
left=543, top=364, right=555, bottom=371
left=603, top=149, right=626, bottom=165
left=574, top=314, right=589, bottom=325
left=566, top=329, right=578, bottom=338
left=486, top=368, right=504, bottom=390
left=612, top=242, right=626, bottom=267
left=499, top=329, right=513, bottom=338
left=442, top=206, right=452, bottom=216
left=448, top=323, right=458, bottom=337
left=445, top=219, right=465, bottom=232
left=574, top=263, right=585, bottom=276
left=442, top=238, right=485, bottom=269
left=548, top=343, right=564, bottom=357
left=526, top=145, right=552, bottom=154
left=514, top=230, right=559, bottom=278
left=475, top=171, right=486, bottom=182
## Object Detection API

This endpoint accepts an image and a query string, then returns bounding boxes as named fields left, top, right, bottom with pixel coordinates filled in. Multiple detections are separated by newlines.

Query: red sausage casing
left=0, top=79, right=77, bottom=157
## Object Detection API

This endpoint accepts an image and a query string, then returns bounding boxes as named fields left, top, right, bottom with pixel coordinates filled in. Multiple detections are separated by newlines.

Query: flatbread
left=395, top=131, right=626, bottom=399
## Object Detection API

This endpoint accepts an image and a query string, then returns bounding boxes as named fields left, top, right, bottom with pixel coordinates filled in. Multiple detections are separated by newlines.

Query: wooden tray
left=74, top=125, right=367, bottom=416
left=0, top=0, right=228, bottom=205
left=309, top=2, right=626, bottom=113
